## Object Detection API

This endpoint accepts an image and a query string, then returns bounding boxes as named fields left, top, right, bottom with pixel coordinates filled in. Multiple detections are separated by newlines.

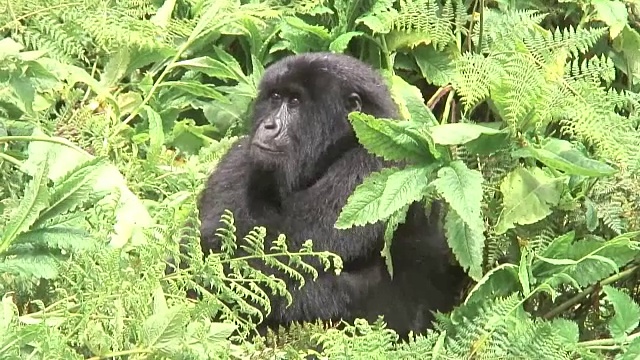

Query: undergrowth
left=2, top=0, right=640, bottom=359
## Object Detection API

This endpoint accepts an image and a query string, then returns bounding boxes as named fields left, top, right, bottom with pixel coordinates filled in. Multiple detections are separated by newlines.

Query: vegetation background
left=2, top=0, right=640, bottom=358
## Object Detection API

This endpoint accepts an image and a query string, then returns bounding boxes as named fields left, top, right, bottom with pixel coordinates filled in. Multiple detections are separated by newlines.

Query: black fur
left=197, top=52, right=465, bottom=338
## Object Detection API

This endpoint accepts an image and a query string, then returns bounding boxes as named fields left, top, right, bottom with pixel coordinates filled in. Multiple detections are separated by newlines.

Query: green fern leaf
left=336, top=166, right=433, bottom=229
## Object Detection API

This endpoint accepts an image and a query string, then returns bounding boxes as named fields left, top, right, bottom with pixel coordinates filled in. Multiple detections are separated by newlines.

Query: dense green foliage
left=2, top=0, right=640, bottom=358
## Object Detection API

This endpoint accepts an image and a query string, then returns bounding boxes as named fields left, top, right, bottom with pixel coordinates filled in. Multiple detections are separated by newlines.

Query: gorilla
left=197, top=52, right=465, bottom=338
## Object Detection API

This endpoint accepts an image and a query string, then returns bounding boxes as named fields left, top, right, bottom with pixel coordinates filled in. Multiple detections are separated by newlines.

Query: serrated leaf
left=495, top=167, right=564, bottom=235
left=14, top=226, right=93, bottom=252
left=159, top=81, right=230, bottom=103
left=336, top=166, right=432, bottom=229
left=464, top=263, right=519, bottom=305
left=585, top=197, right=598, bottom=231
left=534, top=232, right=640, bottom=288
left=142, top=305, right=189, bottom=352
left=1, top=152, right=51, bottom=253
left=431, top=122, right=501, bottom=145
left=386, top=30, right=433, bottom=51
left=414, top=45, right=457, bottom=87
left=549, top=318, right=580, bottom=344
left=284, top=16, right=331, bottom=40
left=329, top=31, right=363, bottom=53
left=0, top=254, right=60, bottom=279
left=9, top=76, right=35, bottom=115
left=616, top=336, right=640, bottom=360
left=150, top=0, right=176, bottom=28
left=432, top=160, right=484, bottom=231
left=514, top=138, right=616, bottom=177
left=171, top=57, right=238, bottom=80
left=592, top=0, right=628, bottom=38
left=0, top=37, right=24, bottom=58
left=382, top=204, right=410, bottom=278
left=142, top=106, right=165, bottom=158
left=31, top=157, right=107, bottom=229
left=444, top=209, right=485, bottom=281
left=21, top=129, right=152, bottom=248
left=349, top=112, right=435, bottom=163
left=100, top=48, right=130, bottom=87
left=603, top=285, right=640, bottom=340
left=388, top=75, right=439, bottom=125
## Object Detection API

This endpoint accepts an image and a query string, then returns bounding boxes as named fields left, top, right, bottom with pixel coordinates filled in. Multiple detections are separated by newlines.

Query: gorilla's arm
left=279, top=148, right=386, bottom=266
left=198, top=138, right=279, bottom=253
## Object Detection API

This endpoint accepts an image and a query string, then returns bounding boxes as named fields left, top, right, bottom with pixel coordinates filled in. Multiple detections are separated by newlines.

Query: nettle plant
left=333, top=8, right=640, bottom=359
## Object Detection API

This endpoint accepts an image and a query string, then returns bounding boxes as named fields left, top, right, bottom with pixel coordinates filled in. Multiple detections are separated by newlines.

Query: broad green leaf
left=9, top=76, right=35, bottom=115
left=142, top=305, right=189, bottom=352
left=432, top=160, right=484, bottom=231
left=385, top=30, right=433, bottom=51
left=31, top=157, right=108, bottom=229
left=150, top=0, right=177, bottom=28
left=431, top=122, right=501, bottom=145
left=158, top=81, right=229, bottom=103
left=414, top=44, right=457, bottom=87
left=171, top=57, right=238, bottom=80
left=592, top=0, right=628, bottom=38
left=0, top=151, right=51, bottom=253
left=336, top=166, right=431, bottom=229
left=549, top=318, right=579, bottom=344
left=336, top=168, right=393, bottom=229
left=535, top=232, right=640, bottom=288
left=0, top=38, right=24, bottom=58
left=285, top=17, right=331, bottom=39
left=514, top=138, right=616, bottom=177
left=585, top=197, right=598, bottom=231
left=603, top=285, right=640, bottom=340
left=349, top=112, right=436, bottom=163
left=431, top=160, right=485, bottom=280
left=495, top=167, right=564, bottom=234
left=100, top=48, right=130, bottom=87
left=616, top=336, right=640, bottom=360
left=329, top=32, right=363, bottom=53
left=388, top=74, right=439, bottom=125
left=464, top=263, right=519, bottom=305
left=0, top=254, right=59, bottom=279
left=443, top=210, right=485, bottom=281
left=22, top=129, right=152, bottom=247
left=142, top=106, right=164, bottom=158
left=464, top=125, right=511, bottom=155
left=382, top=205, right=410, bottom=278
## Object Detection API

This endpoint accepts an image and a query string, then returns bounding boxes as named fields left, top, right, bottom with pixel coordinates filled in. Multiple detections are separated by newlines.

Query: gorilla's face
left=248, top=56, right=362, bottom=189
left=249, top=87, right=302, bottom=159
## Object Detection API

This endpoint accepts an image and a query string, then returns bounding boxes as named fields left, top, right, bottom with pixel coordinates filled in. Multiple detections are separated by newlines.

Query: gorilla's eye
left=270, top=92, right=282, bottom=101
left=289, top=97, right=301, bottom=107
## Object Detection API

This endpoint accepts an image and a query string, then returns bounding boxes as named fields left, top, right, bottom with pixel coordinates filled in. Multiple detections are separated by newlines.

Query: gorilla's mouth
left=251, top=141, right=284, bottom=154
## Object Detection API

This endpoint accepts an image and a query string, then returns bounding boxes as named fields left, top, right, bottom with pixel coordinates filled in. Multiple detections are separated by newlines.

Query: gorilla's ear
left=347, top=93, right=362, bottom=112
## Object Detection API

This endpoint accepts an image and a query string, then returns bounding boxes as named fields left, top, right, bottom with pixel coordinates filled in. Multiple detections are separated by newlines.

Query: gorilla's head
left=248, top=52, right=399, bottom=193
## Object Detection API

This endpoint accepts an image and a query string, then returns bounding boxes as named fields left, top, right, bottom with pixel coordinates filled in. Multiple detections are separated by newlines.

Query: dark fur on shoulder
left=197, top=52, right=465, bottom=338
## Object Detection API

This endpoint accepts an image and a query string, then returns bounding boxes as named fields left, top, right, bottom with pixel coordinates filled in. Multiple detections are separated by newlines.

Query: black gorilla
left=197, top=52, right=465, bottom=337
